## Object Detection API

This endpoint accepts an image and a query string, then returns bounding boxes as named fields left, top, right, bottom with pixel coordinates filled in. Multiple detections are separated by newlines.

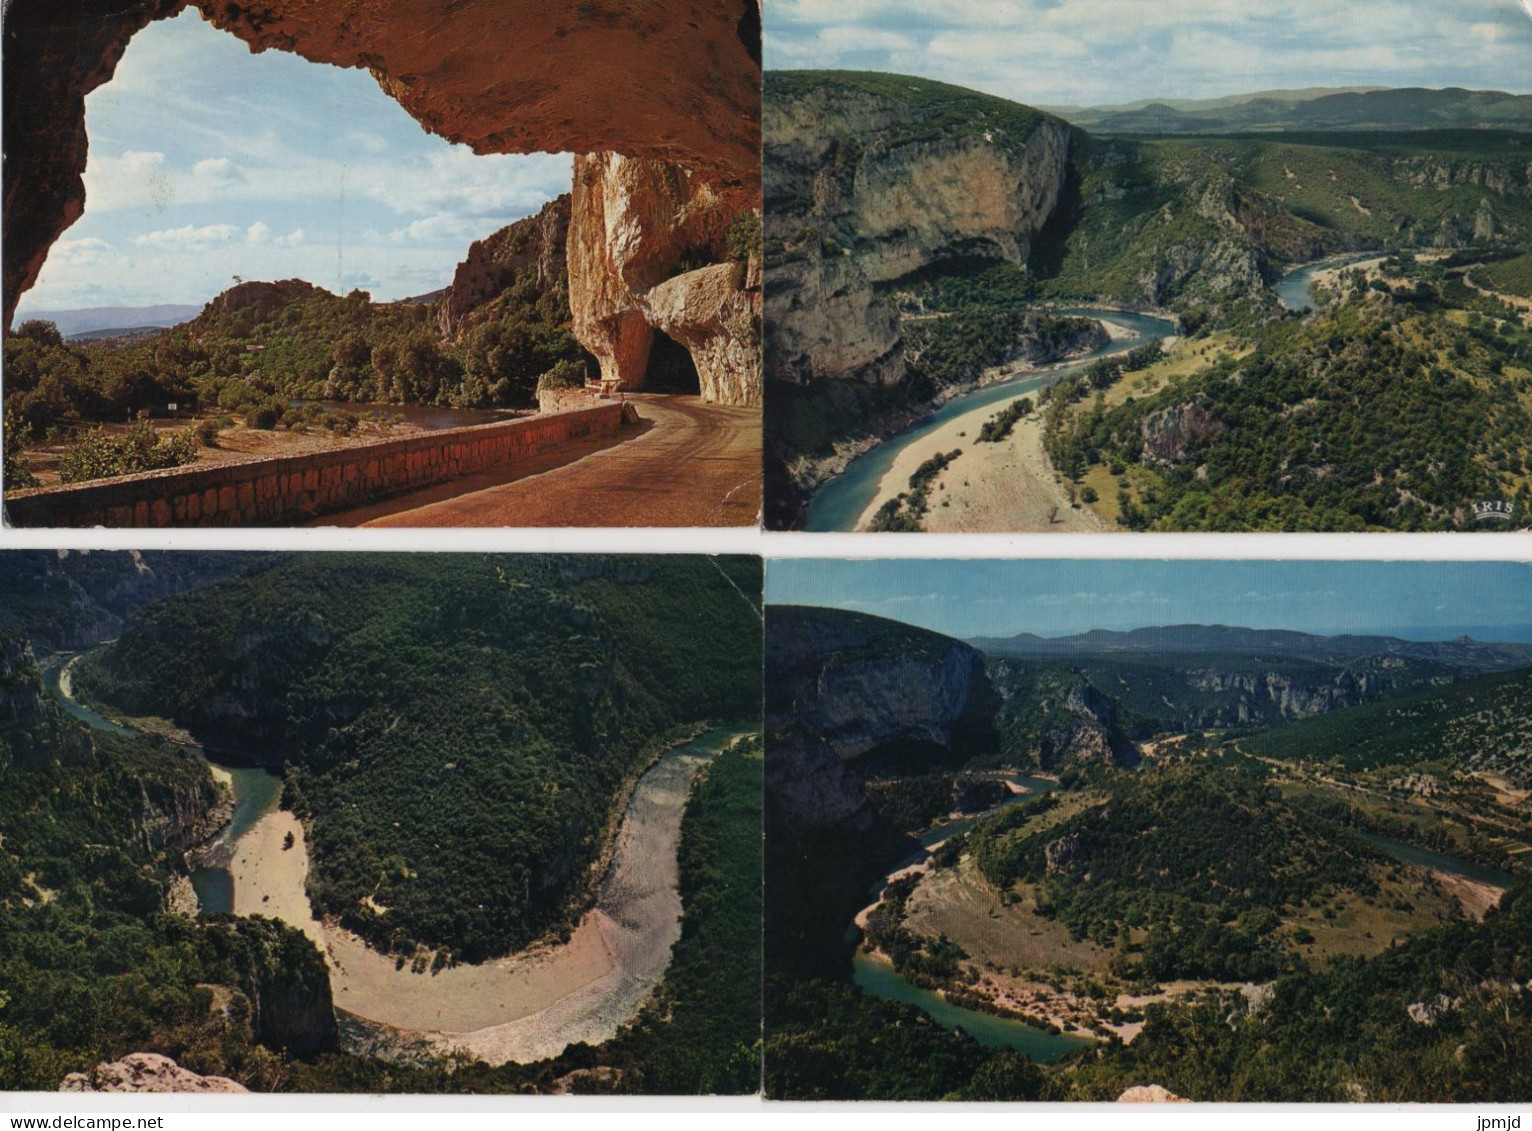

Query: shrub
left=536, top=358, right=587, bottom=394
left=57, top=421, right=201, bottom=484
left=726, top=210, right=762, bottom=263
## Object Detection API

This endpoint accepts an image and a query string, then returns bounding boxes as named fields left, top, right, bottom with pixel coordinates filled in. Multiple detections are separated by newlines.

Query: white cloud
left=192, top=156, right=244, bottom=185
left=133, top=223, right=242, bottom=250
left=49, top=237, right=121, bottom=267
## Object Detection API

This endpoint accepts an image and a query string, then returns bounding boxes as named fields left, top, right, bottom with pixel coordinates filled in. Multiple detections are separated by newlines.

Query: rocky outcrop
left=3, top=0, right=761, bottom=329
left=568, top=153, right=762, bottom=405
left=439, top=195, right=571, bottom=340
left=230, top=917, right=338, bottom=1057
left=764, top=77, right=1075, bottom=387
left=0, top=550, right=253, bottom=653
left=60, top=1053, right=246, bottom=1094
left=1118, top=1084, right=1190, bottom=1103
left=766, top=606, right=994, bottom=833
left=0, top=632, right=92, bottom=772
left=1140, top=396, right=1224, bottom=466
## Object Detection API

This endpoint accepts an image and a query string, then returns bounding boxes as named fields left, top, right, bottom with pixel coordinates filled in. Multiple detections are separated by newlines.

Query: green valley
left=0, top=551, right=763, bottom=1094
left=764, top=71, right=1532, bottom=531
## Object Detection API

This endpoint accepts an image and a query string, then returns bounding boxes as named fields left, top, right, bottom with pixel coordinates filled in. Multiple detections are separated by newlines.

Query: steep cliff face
left=1140, top=396, right=1225, bottom=466
left=766, top=606, right=994, bottom=833
left=764, top=73, right=1075, bottom=387
left=568, top=153, right=762, bottom=405
left=438, top=195, right=571, bottom=340
left=3, top=0, right=761, bottom=330
left=232, top=917, right=338, bottom=1057
left=0, top=550, right=253, bottom=653
left=0, top=632, right=92, bottom=773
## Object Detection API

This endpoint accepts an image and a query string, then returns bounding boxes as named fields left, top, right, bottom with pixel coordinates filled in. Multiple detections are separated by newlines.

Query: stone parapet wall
left=5, top=404, right=634, bottom=528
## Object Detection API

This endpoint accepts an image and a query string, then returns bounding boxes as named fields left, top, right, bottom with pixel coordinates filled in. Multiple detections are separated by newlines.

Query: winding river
left=44, top=649, right=745, bottom=1064
left=1275, top=255, right=1380, bottom=313
left=850, top=773, right=1088, bottom=1061
left=804, top=308, right=1178, bottom=532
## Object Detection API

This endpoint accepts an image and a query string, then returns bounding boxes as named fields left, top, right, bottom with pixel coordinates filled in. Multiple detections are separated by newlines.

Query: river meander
left=45, top=649, right=745, bottom=1064
left=804, top=308, right=1178, bottom=531
left=850, top=773, right=1088, bottom=1061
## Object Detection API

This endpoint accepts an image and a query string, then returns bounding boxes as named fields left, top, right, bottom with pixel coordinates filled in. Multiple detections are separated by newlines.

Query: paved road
left=317, top=394, right=761, bottom=527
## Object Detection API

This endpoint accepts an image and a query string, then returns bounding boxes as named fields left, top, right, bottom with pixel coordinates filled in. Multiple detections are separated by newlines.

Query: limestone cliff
left=0, top=632, right=92, bottom=773
left=439, top=195, right=571, bottom=340
left=0, top=550, right=254, bottom=653
left=766, top=605, right=995, bottom=834
left=3, top=0, right=761, bottom=330
left=764, top=72, right=1075, bottom=388
left=61, top=1053, right=247, bottom=1094
left=569, top=153, right=762, bottom=405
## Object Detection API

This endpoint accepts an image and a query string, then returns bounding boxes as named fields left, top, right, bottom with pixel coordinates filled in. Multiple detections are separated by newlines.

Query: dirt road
left=317, top=394, right=761, bottom=527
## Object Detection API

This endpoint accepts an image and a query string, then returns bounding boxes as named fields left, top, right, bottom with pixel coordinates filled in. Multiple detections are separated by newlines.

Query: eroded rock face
left=60, top=1053, right=247, bottom=1093
left=1140, top=396, right=1224, bottom=465
left=3, top=0, right=761, bottom=329
left=766, top=606, right=992, bottom=833
left=568, top=152, right=762, bottom=405
left=1117, top=1084, right=1190, bottom=1103
left=439, top=195, right=571, bottom=340
left=764, top=80, right=1074, bottom=387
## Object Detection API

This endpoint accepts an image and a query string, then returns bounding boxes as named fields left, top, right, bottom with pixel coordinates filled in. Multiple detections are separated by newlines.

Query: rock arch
left=2, top=0, right=762, bottom=404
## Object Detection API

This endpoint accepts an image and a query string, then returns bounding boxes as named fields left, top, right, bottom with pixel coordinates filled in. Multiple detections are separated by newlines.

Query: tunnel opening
left=642, top=329, right=701, bottom=395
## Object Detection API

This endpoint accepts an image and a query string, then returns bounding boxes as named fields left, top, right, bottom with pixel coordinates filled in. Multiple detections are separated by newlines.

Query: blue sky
left=766, top=0, right=1532, bottom=107
left=18, top=9, right=570, bottom=315
left=765, top=560, right=1532, bottom=641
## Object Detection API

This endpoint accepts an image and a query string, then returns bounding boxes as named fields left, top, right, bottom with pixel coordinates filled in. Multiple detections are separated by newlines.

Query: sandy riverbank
left=228, top=732, right=741, bottom=1065
left=852, top=394, right=1109, bottom=533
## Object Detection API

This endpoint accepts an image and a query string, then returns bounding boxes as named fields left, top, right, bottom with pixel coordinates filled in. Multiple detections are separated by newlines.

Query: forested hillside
left=1247, top=665, right=1532, bottom=785
left=0, top=635, right=337, bottom=1090
left=76, top=555, right=762, bottom=963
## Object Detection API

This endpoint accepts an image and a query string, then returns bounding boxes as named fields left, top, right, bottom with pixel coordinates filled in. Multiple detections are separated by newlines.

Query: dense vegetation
left=1045, top=294, right=1532, bottom=530
left=76, top=554, right=763, bottom=963
left=764, top=70, right=1052, bottom=173
left=1059, top=878, right=1532, bottom=1101
left=766, top=879, right=1532, bottom=1101
left=971, top=761, right=1381, bottom=980
left=2, top=252, right=594, bottom=489
left=1246, top=665, right=1532, bottom=785
left=0, top=637, right=336, bottom=1090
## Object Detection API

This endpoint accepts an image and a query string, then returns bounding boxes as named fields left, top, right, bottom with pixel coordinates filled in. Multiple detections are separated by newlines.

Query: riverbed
left=45, top=652, right=746, bottom=1065
left=804, top=309, right=1177, bottom=532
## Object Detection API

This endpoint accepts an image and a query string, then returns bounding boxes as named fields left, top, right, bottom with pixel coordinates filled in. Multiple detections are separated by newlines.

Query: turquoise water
left=853, top=772, right=1086, bottom=1059
left=852, top=951, right=1090, bottom=1061
left=803, top=308, right=1178, bottom=531
left=41, top=656, right=135, bottom=737
left=41, top=650, right=281, bottom=914
left=1274, top=255, right=1376, bottom=312
left=189, top=767, right=284, bottom=914
left=1358, top=831, right=1517, bottom=890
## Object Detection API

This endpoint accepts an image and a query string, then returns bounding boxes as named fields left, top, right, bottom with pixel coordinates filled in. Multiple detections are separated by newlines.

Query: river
left=1274, top=255, right=1379, bottom=313
left=296, top=401, right=519, bottom=431
left=42, top=652, right=280, bottom=910
left=851, top=773, right=1087, bottom=1061
left=804, top=308, right=1177, bottom=531
left=44, top=648, right=747, bottom=1064
left=1357, top=830, right=1517, bottom=890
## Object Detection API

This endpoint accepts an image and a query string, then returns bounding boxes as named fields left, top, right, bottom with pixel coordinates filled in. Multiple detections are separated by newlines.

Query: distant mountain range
left=1048, top=86, right=1532, bottom=134
left=14, top=303, right=203, bottom=338
left=969, top=624, right=1532, bottom=672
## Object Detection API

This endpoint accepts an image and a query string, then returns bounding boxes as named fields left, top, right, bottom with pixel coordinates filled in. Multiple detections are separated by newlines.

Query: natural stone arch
left=2, top=0, right=762, bottom=406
